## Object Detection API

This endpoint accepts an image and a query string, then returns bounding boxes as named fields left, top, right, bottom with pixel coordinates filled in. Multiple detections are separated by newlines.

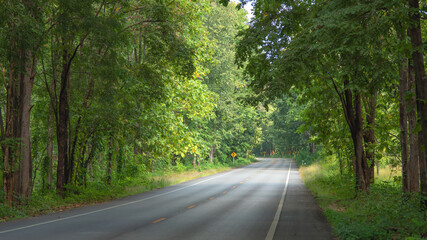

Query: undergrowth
left=0, top=157, right=256, bottom=222
left=299, top=154, right=427, bottom=240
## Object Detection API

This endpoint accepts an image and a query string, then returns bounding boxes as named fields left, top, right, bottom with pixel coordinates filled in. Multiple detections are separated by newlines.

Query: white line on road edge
left=0, top=164, right=258, bottom=235
left=265, top=159, right=292, bottom=240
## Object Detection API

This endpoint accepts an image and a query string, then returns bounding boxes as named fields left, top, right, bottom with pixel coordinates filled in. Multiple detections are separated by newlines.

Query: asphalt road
left=0, top=158, right=334, bottom=240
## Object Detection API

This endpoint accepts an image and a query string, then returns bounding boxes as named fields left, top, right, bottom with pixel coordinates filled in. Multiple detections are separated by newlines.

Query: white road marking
left=0, top=165, right=252, bottom=235
left=265, top=159, right=292, bottom=240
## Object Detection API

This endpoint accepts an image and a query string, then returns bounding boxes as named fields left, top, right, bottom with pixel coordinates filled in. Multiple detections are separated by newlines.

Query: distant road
left=0, top=158, right=334, bottom=240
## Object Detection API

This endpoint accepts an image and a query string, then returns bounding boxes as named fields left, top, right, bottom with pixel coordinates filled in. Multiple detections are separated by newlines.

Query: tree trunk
left=399, top=57, right=410, bottom=192
left=3, top=56, right=19, bottom=205
left=42, top=34, right=59, bottom=189
left=352, top=93, right=369, bottom=192
left=83, top=143, right=96, bottom=188
left=339, top=81, right=370, bottom=192
left=407, top=60, right=420, bottom=193
left=408, top=0, right=427, bottom=204
left=46, top=109, right=54, bottom=187
left=69, top=71, right=94, bottom=185
left=17, top=50, right=35, bottom=198
left=418, top=132, right=427, bottom=200
left=363, top=93, right=377, bottom=184
left=338, top=151, right=343, bottom=178
left=333, top=75, right=371, bottom=192
left=57, top=49, right=71, bottom=194
left=310, top=142, right=315, bottom=154
left=3, top=49, right=36, bottom=204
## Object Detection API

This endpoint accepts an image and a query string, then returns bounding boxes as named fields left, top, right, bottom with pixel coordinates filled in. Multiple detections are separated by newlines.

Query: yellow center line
left=245, top=178, right=249, bottom=181
left=152, top=218, right=166, bottom=224
left=187, top=204, right=197, bottom=209
left=240, top=182, right=244, bottom=184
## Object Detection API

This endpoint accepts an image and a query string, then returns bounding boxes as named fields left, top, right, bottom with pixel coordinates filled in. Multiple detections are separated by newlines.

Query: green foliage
left=174, top=161, right=187, bottom=173
left=0, top=203, right=25, bottom=221
left=233, top=157, right=253, bottom=166
left=63, top=183, right=124, bottom=203
left=200, top=1, right=265, bottom=163
left=302, top=156, right=427, bottom=239
left=256, top=95, right=312, bottom=156
left=327, top=184, right=427, bottom=239
left=234, top=0, right=419, bottom=194
left=295, top=150, right=320, bottom=166
left=0, top=0, right=268, bottom=211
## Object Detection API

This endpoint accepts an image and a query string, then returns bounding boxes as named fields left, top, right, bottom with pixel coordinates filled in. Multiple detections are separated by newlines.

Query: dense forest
left=0, top=0, right=267, bottom=207
left=1, top=0, right=427, bottom=238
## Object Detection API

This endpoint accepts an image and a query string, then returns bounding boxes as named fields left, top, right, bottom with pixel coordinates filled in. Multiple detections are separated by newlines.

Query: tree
left=39, top=0, right=128, bottom=193
left=268, top=96, right=310, bottom=155
left=407, top=0, right=427, bottom=204
left=203, top=1, right=263, bottom=163
left=0, top=0, right=44, bottom=204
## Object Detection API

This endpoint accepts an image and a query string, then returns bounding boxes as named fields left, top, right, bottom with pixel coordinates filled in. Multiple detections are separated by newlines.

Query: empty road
left=0, top=158, right=334, bottom=240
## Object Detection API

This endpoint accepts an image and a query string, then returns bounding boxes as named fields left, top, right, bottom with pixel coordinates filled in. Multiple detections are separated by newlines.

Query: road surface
left=0, top=158, right=334, bottom=240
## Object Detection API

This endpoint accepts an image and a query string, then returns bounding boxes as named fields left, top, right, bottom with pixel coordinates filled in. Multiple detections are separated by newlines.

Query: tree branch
left=41, top=55, right=58, bottom=117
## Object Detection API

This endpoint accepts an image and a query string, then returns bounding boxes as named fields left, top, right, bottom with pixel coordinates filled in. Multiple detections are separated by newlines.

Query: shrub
left=301, top=160, right=427, bottom=239
left=295, top=150, right=320, bottom=166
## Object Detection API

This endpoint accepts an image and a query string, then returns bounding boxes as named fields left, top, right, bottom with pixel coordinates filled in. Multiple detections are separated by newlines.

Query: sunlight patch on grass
left=152, top=167, right=232, bottom=186
left=121, top=167, right=233, bottom=197
left=299, top=163, right=323, bottom=183
left=376, top=165, right=401, bottom=182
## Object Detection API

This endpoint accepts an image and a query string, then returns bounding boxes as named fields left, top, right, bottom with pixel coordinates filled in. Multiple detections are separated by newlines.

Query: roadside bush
left=301, top=159, right=427, bottom=239
left=0, top=204, right=25, bottom=220
left=174, top=161, right=187, bottom=173
left=235, top=157, right=252, bottom=166
left=295, top=150, right=320, bottom=166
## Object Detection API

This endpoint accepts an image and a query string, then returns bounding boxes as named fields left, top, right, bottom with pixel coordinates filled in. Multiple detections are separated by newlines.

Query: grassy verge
left=0, top=157, right=255, bottom=222
left=299, top=157, right=427, bottom=240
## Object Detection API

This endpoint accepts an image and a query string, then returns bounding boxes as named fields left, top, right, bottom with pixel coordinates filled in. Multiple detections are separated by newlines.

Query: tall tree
left=407, top=0, right=427, bottom=203
left=0, top=0, right=43, bottom=204
left=42, top=0, right=127, bottom=193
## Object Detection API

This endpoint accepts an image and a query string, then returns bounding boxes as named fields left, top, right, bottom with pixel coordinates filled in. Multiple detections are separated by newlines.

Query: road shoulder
left=274, top=159, right=336, bottom=240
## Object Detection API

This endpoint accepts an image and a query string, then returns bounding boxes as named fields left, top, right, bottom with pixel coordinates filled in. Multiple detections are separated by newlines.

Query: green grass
left=299, top=157, right=427, bottom=240
left=0, top=157, right=256, bottom=222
